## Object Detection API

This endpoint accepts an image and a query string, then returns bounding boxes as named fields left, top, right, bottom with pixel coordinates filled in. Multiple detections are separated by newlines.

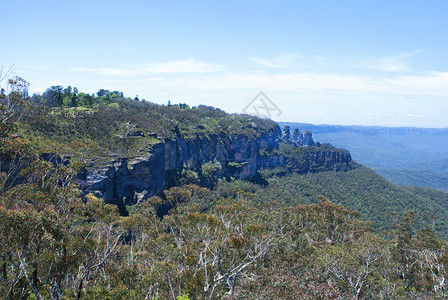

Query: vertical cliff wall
left=77, top=127, right=354, bottom=205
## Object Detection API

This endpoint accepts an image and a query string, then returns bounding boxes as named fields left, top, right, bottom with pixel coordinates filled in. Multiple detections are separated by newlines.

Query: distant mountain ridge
left=280, top=122, right=448, bottom=191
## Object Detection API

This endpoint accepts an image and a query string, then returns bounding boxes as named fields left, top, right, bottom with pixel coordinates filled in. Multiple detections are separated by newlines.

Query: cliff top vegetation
left=21, top=85, right=280, bottom=159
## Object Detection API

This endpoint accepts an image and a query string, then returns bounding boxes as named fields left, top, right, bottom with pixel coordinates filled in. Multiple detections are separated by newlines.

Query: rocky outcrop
left=283, top=126, right=314, bottom=146
left=77, top=132, right=278, bottom=204
left=291, top=148, right=354, bottom=173
left=77, top=143, right=166, bottom=204
left=77, top=125, right=354, bottom=205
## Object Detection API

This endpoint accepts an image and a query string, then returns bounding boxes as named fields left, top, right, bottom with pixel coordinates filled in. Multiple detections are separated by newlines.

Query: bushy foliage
left=21, top=87, right=279, bottom=160
left=3, top=79, right=448, bottom=299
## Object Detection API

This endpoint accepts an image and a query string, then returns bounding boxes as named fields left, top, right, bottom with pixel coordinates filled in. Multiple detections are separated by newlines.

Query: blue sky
left=2, top=0, right=448, bottom=127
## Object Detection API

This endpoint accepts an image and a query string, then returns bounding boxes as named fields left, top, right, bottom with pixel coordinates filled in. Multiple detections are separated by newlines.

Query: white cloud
left=69, top=67, right=138, bottom=76
left=366, top=50, right=421, bottom=72
left=406, top=113, right=426, bottom=118
left=165, top=72, right=377, bottom=92
left=250, top=54, right=301, bottom=68
left=97, top=68, right=139, bottom=76
left=139, top=77, right=167, bottom=82
left=384, top=71, right=448, bottom=95
left=25, top=65, right=49, bottom=71
left=163, top=70, right=448, bottom=96
left=62, top=56, right=448, bottom=127
left=70, top=58, right=221, bottom=76
left=137, top=57, right=221, bottom=73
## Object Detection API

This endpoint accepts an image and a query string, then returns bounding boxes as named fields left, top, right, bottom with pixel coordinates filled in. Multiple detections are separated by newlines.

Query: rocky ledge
left=77, top=125, right=354, bottom=205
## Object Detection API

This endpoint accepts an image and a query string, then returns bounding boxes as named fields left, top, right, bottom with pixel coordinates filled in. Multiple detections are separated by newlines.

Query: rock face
left=77, top=143, right=166, bottom=205
left=77, top=125, right=353, bottom=205
left=284, top=126, right=314, bottom=146
left=290, top=148, right=354, bottom=173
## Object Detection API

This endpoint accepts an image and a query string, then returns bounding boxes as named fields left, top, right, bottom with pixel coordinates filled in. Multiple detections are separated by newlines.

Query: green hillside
left=3, top=80, right=448, bottom=299
left=213, top=167, right=448, bottom=239
left=18, top=88, right=448, bottom=238
left=20, top=94, right=278, bottom=160
left=376, top=168, right=448, bottom=191
left=280, top=122, right=448, bottom=191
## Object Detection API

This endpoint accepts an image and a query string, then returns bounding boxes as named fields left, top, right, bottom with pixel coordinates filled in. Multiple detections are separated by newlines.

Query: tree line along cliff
left=19, top=89, right=354, bottom=210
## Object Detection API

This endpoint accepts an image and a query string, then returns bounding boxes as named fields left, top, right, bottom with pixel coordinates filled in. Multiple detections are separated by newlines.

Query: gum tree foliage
left=2, top=77, right=448, bottom=298
left=0, top=76, right=123, bottom=299
left=0, top=74, right=33, bottom=191
left=201, top=160, right=222, bottom=189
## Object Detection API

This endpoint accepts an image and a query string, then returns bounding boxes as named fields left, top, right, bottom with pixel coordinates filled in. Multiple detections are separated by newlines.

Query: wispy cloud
left=163, top=70, right=448, bottom=96
left=165, top=72, right=375, bottom=92
left=70, top=58, right=221, bottom=76
left=385, top=71, right=448, bottom=94
left=366, top=50, right=421, bottom=72
left=69, top=67, right=138, bottom=76
left=24, top=65, right=49, bottom=71
left=68, top=58, right=448, bottom=98
left=250, top=54, right=301, bottom=68
left=137, top=57, right=221, bottom=73
left=406, top=113, right=426, bottom=118
left=139, top=77, right=167, bottom=82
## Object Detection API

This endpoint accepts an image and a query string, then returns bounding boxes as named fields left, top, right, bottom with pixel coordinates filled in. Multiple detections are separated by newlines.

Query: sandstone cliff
left=77, top=126, right=354, bottom=205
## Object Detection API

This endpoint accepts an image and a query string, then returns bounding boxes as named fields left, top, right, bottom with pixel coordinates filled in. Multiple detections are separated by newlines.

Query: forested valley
left=2, top=76, right=448, bottom=299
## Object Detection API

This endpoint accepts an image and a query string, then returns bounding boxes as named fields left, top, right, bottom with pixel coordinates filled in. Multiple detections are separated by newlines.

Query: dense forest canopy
left=2, top=77, right=448, bottom=299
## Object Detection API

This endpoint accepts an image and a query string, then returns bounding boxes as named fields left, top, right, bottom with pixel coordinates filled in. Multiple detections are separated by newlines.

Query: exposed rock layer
left=77, top=128, right=353, bottom=204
